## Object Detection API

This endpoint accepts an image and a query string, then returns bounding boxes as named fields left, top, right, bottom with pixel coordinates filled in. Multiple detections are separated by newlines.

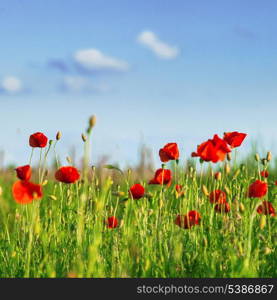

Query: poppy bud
left=89, top=115, right=96, bottom=129
left=81, top=133, right=87, bottom=142
left=214, top=172, right=222, bottom=181
left=239, top=203, right=245, bottom=213
left=224, top=185, right=231, bottom=195
left=255, top=153, right=260, bottom=162
left=56, top=131, right=62, bottom=140
left=233, top=169, right=240, bottom=179
left=0, top=186, right=3, bottom=197
left=44, top=169, right=49, bottom=177
left=225, top=163, right=231, bottom=174
left=266, top=151, right=272, bottom=162
left=259, top=215, right=266, bottom=230
left=49, top=139, right=53, bottom=146
left=42, top=180, right=48, bottom=186
left=263, top=247, right=272, bottom=255
left=202, top=185, right=209, bottom=197
left=66, top=156, right=72, bottom=164
left=227, top=153, right=232, bottom=161
left=240, top=164, right=246, bottom=171
left=49, top=195, right=57, bottom=200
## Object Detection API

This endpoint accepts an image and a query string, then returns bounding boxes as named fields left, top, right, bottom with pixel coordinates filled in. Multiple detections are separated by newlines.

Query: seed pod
left=56, top=131, right=62, bottom=140
left=261, top=158, right=267, bottom=166
left=81, top=133, right=87, bottom=142
left=255, top=153, right=260, bottom=162
left=202, top=185, right=209, bottom=197
left=259, top=215, right=266, bottom=230
left=49, top=139, right=54, bottom=145
left=89, top=115, right=96, bottom=129
left=66, top=156, right=72, bottom=164
left=266, top=151, right=272, bottom=162
left=227, top=152, right=232, bottom=161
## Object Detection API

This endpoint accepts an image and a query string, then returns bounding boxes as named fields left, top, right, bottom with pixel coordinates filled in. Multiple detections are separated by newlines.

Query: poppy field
left=0, top=117, right=276, bottom=278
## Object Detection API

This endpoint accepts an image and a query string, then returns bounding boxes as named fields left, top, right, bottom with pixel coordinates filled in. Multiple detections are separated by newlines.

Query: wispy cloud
left=60, top=76, right=110, bottom=93
left=0, top=76, right=23, bottom=94
left=234, top=26, right=257, bottom=40
left=48, top=59, right=69, bottom=73
left=137, top=31, right=179, bottom=59
left=73, top=49, right=129, bottom=72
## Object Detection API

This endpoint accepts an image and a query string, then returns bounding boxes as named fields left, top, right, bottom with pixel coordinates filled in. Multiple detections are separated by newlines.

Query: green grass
left=0, top=155, right=276, bottom=278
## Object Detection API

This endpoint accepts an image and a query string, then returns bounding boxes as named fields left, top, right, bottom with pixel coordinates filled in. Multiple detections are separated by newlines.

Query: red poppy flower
left=248, top=180, right=268, bottom=198
left=223, top=132, right=247, bottom=148
left=29, top=132, right=48, bottom=148
left=149, top=168, right=172, bottom=185
left=256, top=201, right=275, bottom=216
left=129, top=183, right=145, bottom=199
left=12, top=180, right=42, bottom=204
left=175, top=210, right=201, bottom=229
left=191, top=134, right=231, bottom=163
left=214, top=202, right=231, bottom=213
left=159, top=143, right=179, bottom=163
left=105, top=216, right=118, bottom=229
left=260, top=170, right=269, bottom=178
left=175, top=184, right=183, bottom=193
left=55, top=166, right=80, bottom=184
left=15, top=165, right=32, bottom=181
left=209, top=190, right=227, bottom=204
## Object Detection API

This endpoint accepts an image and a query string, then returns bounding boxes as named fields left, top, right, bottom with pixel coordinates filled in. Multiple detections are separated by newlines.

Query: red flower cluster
left=13, top=138, right=43, bottom=205
left=260, top=170, right=269, bottom=178
left=214, top=202, right=231, bottom=213
left=129, top=184, right=145, bottom=199
left=159, top=143, right=179, bottom=163
left=209, top=190, right=226, bottom=204
left=192, top=132, right=246, bottom=163
left=55, top=166, right=80, bottom=184
left=209, top=189, right=230, bottom=214
left=192, top=134, right=231, bottom=163
left=256, top=201, right=275, bottom=216
left=149, top=168, right=172, bottom=185
left=175, top=211, right=201, bottom=229
left=248, top=180, right=268, bottom=198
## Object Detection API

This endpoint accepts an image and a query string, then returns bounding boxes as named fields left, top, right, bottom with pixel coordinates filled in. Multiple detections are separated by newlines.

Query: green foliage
left=0, top=157, right=276, bottom=278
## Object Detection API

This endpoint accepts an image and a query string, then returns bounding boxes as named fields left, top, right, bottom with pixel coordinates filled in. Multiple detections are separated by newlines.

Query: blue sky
left=0, top=0, right=276, bottom=167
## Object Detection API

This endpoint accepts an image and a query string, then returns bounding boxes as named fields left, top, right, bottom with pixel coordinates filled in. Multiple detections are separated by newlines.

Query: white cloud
left=62, top=76, right=110, bottom=93
left=137, top=31, right=179, bottom=59
left=1, top=76, right=23, bottom=94
left=74, top=49, right=129, bottom=71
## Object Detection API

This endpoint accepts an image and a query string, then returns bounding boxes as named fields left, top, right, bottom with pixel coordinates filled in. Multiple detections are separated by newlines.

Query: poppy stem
left=29, top=148, right=34, bottom=165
